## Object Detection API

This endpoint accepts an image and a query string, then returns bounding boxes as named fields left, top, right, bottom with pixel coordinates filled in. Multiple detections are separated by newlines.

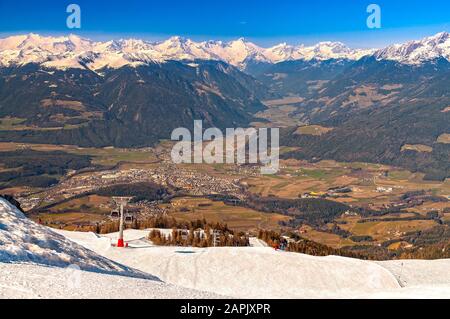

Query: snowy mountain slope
left=1, top=199, right=449, bottom=299
left=0, top=198, right=223, bottom=298
left=0, top=263, right=221, bottom=299
left=57, top=229, right=450, bottom=299
left=0, top=198, right=151, bottom=279
left=374, top=32, right=450, bottom=64
left=0, top=33, right=374, bottom=70
left=377, top=259, right=450, bottom=287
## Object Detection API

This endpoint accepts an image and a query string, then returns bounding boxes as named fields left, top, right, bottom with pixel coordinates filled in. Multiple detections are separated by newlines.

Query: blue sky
left=1, top=0, right=450, bottom=47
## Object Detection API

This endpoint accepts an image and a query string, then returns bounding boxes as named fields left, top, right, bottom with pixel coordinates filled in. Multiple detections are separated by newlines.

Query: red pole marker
left=117, top=200, right=125, bottom=247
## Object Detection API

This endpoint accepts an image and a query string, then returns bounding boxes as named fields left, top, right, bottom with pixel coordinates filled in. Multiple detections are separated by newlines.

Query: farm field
left=0, top=142, right=158, bottom=166
left=298, top=226, right=356, bottom=249
left=166, top=197, right=290, bottom=232
left=338, top=217, right=438, bottom=242
left=244, top=159, right=450, bottom=206
left=30, top=195, right=112, bottom=230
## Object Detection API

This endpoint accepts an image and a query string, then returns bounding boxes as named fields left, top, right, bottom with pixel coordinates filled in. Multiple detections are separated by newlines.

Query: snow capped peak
left=271, top=42, right=289, bottom=49
left=264, top=43, right=296, bottom=62
left=374, top=31, right=450, bottom=64
left=315, top=41, right=345, bottom=47
left=313, top=42, right=349, bottom=53
left=296, top=41, right=375, bottom=61
left=310, top=41, right=350, bottom=56
left=0, top=34, right=28, bottom=50
left=110, top=38, right=152, bottom=51
left=229, top=37, right=252, bottom=45
left=166, top=35, right=187, bottom=42
left=226, top=38, right=259, bottom=53
left=202, top=39, right=224, bottom=47
left=425, top=31, right=450, bottom=43
left=158, top=36, right=199, bottom=51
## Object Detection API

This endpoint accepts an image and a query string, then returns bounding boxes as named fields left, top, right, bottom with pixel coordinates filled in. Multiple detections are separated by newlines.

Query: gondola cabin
left=124, top=212, right=135, bottom=224
left=110, top=210, right=120, bottom=219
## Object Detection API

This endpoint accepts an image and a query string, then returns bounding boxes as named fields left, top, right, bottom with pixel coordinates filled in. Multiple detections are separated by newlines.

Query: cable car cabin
left=124, top=212, right=135, bottom=224
left=110, top=210, right=120, bottom=219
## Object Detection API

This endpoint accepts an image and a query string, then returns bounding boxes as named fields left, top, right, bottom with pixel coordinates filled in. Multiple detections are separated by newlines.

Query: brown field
left=40, top=99, right=85, bottom=111
left=255, top=96, right=308, bottom=127
left=45, top=195, right=111, bottom=215
left=34, top=212, right=105, bottom=225
left=295, top=125, right=334, bottom=136
left=167, top=197, right=290, bottom=232
left=405, top=201, right=450, bottom=214
left=300, top=226, right=355, bottom=249
left=437, top=134, right=450, bottom=144
left=0, top=117, right=62, bottom=131
left=254, top=105, right=304, bottom=127
left=0, top=186, right=32, bottom=195
left=340, top=219, right=438, bottom=242
left=401, top=144, right=433, bottom=153
left=263, top=96, right=304, bottom=107
left=387, top=241, right=410, bottom=250
left=30, top=195, right=114, bottom=229
left=0, top=142, right=158, bottom=166
left=377, top=212, right=419, bottom=219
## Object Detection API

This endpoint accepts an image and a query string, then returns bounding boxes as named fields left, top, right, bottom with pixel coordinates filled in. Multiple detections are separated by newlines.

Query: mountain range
left=0, top=32, right=448, bottom=180
left=2, top=32, right=450, bottom=70
left=0, top=33, right=374, bottom=70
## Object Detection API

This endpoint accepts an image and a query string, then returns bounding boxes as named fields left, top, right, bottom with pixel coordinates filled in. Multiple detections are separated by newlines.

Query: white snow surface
left=57, top=229, right=450, bottom=299
left=0, top=263, right=221, bottom=299
left=1, top=198, right=449, bottom=299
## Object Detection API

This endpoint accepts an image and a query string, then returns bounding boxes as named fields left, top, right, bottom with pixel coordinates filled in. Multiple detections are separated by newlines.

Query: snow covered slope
left=58, top=229, right=450, bottom=299
left=374, top=32, right=450, bottom=64
left=0, top=198, right=222, bottom=298
left=377, top=259, right=450, bottom=287
left=0, top=263, right=221, bottom=299
left=2, top=199, right=449, bottom=299
left=0, top=198, right=148, bottom=277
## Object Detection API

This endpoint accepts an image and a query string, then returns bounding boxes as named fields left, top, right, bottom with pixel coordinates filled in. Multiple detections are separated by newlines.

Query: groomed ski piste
left=1, top=198, right=449, bottom=299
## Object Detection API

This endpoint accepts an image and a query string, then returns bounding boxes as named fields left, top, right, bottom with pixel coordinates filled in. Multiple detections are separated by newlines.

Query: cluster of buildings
left=17, top=163, right=247, bottom=211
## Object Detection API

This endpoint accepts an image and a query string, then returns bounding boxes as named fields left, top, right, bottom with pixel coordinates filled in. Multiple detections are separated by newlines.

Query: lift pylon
left=112, top=197, right=133, bottom=248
